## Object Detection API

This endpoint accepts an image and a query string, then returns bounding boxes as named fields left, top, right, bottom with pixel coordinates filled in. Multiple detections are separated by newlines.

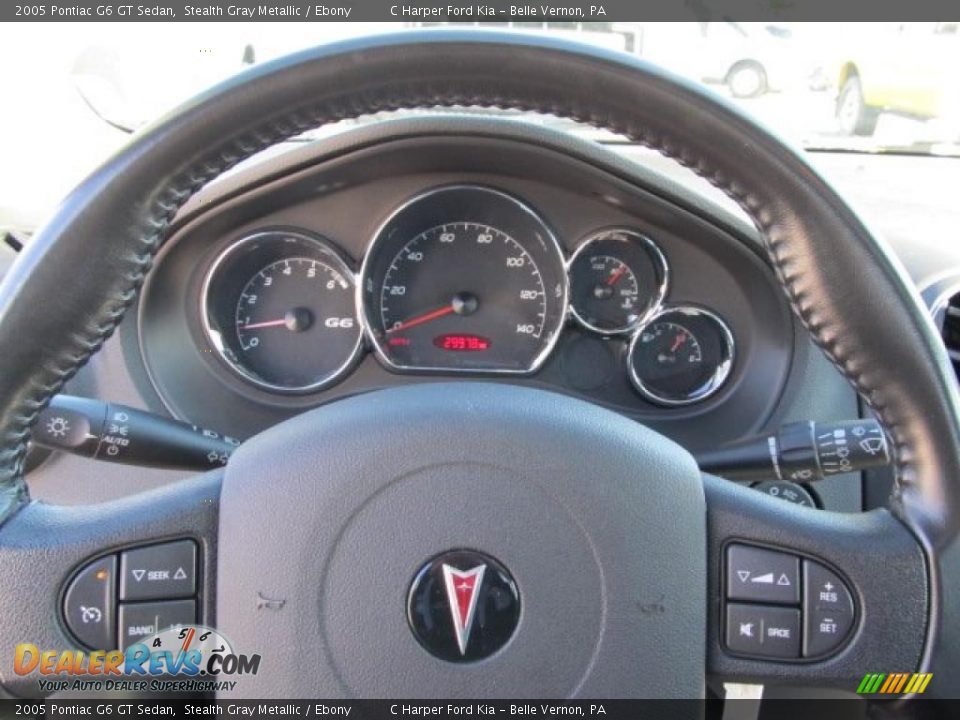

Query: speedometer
left=360, top=186, right=567, bottom=373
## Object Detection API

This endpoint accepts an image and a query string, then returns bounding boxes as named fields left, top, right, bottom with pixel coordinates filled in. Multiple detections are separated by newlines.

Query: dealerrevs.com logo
left=14, top=625, right=260, bottom=694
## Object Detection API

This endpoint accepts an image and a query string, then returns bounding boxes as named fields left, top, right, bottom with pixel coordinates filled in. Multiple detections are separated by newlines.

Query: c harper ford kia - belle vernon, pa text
left=1, top=13, right=960, bottom=718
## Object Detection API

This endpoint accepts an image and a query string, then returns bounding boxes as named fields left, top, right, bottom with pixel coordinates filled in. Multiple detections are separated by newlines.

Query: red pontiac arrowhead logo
left=408, top=550, right=519, bottom=663
left=442, top=563, right=487, bottom=656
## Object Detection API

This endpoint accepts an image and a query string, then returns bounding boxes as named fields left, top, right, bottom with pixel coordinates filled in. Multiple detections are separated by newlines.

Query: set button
left=803, top=560, right=855, bottom=657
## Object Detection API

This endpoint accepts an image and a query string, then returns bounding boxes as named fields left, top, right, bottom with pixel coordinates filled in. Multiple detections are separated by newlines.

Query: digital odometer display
left=433, top=334, right=492, bottom=352
left=360, top=186, right=568, bottom=373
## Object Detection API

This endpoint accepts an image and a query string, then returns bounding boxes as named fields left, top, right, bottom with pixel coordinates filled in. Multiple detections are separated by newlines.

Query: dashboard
left=135, top=118, right=795, bottom=454
left=25, top=115, right=938, bottom=512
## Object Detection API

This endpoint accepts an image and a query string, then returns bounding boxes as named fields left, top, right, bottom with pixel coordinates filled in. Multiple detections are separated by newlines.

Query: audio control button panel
left=723, top=542, right=856, bottom=661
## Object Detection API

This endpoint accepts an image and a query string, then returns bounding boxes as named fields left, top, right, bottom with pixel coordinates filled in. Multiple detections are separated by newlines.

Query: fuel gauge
left=567, top=228, right=668, bottom=335
left=628, top=306, right=734, bottom=406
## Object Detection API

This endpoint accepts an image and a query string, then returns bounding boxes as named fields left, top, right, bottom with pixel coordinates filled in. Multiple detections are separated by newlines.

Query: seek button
left=120, top=540, right=196, bottom=601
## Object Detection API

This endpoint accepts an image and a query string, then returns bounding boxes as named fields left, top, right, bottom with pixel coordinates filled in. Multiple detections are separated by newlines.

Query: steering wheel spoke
left=0, top=471, right=220, bottom=698
left=704, top=473, right=928, bottom=693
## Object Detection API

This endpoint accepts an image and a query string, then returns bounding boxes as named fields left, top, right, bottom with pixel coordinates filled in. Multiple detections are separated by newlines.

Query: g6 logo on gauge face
left=324, top=317, right=356, bottom=329
left=360, top=185, right=568, bottom=374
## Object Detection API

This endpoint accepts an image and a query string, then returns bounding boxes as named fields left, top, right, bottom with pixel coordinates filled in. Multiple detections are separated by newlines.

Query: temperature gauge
left=628, top=306, right=734, bottom=405
left=567, top=228, right=668, bottom=335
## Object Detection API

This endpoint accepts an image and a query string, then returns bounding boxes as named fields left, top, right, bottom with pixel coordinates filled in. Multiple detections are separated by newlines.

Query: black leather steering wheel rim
left=1, top=30, right=959, bottom=698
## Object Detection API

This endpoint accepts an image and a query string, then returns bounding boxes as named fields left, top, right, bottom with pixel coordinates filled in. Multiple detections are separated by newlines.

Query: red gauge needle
left=174, top=626, right=196, bottom=669
left=386, top=305, right=455, bottom=334
left=180, top=626, right=196, bottom=653
left=670, top=332, right=687, bottom=353
left=239, top=318, right=288, bottom=330
left=239, top=308, right=313, bottom=333
left=606, top=265, right=628, bottom=286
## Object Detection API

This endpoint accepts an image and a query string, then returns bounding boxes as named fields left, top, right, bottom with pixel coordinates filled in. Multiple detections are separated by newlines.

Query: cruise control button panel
left=63, top=555, right=116, bottom=651
left=804, top=559, right=855, bottom=657
left=62, top=538, right=201, bottom=650
left=723, top=543, right=856, bottom=661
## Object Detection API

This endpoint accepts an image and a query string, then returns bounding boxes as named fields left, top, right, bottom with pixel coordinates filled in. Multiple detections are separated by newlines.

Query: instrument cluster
left=201, top=184, right=735, bottom=406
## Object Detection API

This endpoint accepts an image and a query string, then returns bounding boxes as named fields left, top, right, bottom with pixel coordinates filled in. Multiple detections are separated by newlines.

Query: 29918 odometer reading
left=361, top=186, right=568, bottom=373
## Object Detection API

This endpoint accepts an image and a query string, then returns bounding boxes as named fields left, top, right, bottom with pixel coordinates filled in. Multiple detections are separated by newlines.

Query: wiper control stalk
left=696, top=419, right=891, bottom=482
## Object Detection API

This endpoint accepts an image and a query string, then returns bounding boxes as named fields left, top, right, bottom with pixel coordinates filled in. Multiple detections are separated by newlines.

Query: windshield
left=2, top=21, right=959, bottom=230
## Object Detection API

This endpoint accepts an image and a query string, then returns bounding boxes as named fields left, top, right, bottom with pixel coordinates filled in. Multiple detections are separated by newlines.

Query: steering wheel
left=1, top=31, right=959, bottom=703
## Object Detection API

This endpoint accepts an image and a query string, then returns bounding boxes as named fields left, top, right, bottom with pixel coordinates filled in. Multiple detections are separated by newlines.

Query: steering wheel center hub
left=216, top=383, right=706, bottom=698
left=407, top=548, right=521, bottom=663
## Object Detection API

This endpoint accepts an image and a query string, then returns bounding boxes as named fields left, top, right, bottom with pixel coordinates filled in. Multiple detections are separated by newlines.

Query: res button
left=803, top=559, right=855, bottom=657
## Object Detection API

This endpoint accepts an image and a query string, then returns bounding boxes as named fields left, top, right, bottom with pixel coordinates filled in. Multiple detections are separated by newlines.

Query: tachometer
left=360, top=186, right=567, bottom=373
left=202, top=229, right=362, bottom=393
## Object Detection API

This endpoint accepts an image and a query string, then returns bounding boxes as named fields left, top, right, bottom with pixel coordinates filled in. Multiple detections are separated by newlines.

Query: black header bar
left=0, top=698, right=938, bottom=719
left=3, top=1, right=957, bottom=22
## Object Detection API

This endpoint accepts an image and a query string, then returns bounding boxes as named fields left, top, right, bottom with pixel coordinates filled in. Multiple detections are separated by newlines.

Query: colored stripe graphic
left=879, top=674, right=896, bottom=693
left=892, top=673, right=909, bottom=693
left=869, top=673, right=885, bottom=693
left=858, top=672, right=932, bottom=694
